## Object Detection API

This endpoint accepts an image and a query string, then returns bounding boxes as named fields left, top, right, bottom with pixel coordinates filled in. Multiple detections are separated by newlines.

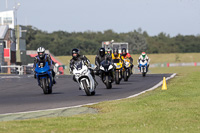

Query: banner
left=0, top=10, right=15, bottom=29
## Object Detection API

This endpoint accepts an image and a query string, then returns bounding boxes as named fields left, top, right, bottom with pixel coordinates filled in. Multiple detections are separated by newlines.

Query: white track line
left=0, top=73, right=176, bottom=116
left=0, top=76, right=20, bottom=79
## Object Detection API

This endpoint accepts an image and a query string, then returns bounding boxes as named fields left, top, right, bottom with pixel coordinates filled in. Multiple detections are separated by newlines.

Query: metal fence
left=0, top=65, right=33, bottom=75
left=0, top=65, right=64, bottom=75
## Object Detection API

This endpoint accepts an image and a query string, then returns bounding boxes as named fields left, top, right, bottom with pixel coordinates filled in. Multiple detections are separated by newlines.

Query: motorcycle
left=123, top=58, right=132, bottom=81
left=139, top=59, right=148, bottom=77
left=99, top=60, right=114, bottom=89
left=35, top=61, right=53, bottom=94
left=72, top=60, right=96, bottom=96
left=113, top=59, right=123, bottom=84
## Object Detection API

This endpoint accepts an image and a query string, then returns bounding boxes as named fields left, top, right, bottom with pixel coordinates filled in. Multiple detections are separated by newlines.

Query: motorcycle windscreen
left=140, top=60, right=147, bottom=67
left=38, top=61, right=46, bottom=68
left=113, top=59, right=120, bottom=63
left=74, top=61, right=83, bottom=70
left=101, top=60, right=111, bottom=68
left=35, top=62, right=50, bottom=73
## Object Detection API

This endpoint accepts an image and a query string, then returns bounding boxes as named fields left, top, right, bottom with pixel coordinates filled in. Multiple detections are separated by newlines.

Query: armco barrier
left=150, top=62, right=200, bottom=68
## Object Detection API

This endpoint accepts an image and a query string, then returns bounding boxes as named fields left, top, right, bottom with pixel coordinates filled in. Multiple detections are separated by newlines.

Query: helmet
left=99, top=47, right=105, bottom=57
left=142, top=52, right=146, bottom=58
left=37, top=47, right=45, bottom=59
left=107, top=47, right=112, bottom=55
left=113, top=48, right=119, bottom=57
left=72, top=48, right=80, bottom=60
left=122, top=48, right=127, bottom=56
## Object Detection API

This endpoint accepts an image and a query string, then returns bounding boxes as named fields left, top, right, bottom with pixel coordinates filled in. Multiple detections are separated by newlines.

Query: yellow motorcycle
left=123, top=58, right=132, bottom=81
left=113, top=59, right=124, bottom=84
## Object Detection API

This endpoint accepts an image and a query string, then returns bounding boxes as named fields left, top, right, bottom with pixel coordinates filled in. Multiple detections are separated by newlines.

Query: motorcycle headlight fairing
left=108, top=65, right=113, bottom=70
left=75, top=73, right=81, bottom=77
left=100, top=66, right=104, bottom=70
left=117, top=65, right=121, bottom=68
left=82, top=69, right=88, bottom=75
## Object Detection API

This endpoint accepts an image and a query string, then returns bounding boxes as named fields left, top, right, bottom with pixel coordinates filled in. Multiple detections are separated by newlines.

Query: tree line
left=25, top=26, right=200, bottom=56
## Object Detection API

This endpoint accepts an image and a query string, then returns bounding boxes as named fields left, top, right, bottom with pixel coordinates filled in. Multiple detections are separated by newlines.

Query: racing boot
left=52, top=76, right=56, bottom=84
left=53, top=78, right=56, bottom=84
left=91, top=70, right=98, bottom=87
left=34, top=72, right=36, bottom=79
left=94, top=77, right=98, bottom=87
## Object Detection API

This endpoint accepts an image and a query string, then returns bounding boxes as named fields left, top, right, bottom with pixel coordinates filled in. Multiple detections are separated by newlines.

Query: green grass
left=57, top=53, right=200, bottom=74
left=1, top=66, right=200, bottom=133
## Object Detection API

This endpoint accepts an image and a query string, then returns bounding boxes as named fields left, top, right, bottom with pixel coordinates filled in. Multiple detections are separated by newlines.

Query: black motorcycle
left=99, top=60, right=114, bottom=89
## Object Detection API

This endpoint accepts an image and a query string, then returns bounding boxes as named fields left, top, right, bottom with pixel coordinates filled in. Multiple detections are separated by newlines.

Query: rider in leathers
left=95, top=48, right=112, bottom=74
left=34, top=47, right=56, bottom=84
left=95, top=47, right=113, bottom=81
left=111, top=48, right=124, bottom=64
left=137, top=52, right=150, bottom=72
left=121, top=48, right=134, bottom=73
left=69, top=48, right=98, bottom=87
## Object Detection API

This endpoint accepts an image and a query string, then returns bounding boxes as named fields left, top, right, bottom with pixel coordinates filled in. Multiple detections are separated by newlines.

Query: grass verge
left=0, top=66, right=200, bottom=133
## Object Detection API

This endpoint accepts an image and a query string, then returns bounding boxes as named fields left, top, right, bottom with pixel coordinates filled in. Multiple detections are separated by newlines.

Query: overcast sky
left=0, top=0, right=200, bottom=36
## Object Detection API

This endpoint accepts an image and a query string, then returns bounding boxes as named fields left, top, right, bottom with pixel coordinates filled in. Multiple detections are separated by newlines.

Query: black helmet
left=122, top=48, right=127, bottom=56
left=113, top=48, right=119, bottom=57
left=72, top=48, right=80, bottom=60
left=37, top=47, right=45, bottom=59
left=99, top=47, right=105, bottom=57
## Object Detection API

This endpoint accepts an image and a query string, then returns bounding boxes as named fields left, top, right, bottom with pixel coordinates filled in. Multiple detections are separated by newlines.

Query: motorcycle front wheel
left=105, top=76, right=112, bottom=89
left=82, top=80, right=95, bottom=96
left=41, top=78, right=48, bottom=94
left=115, top=71, right=120, bottom=84
left=142, top=68, right=146, bottom=77
left=47, top=77, right=52, bottom=94
left=124, top=70, right=129, bottom=81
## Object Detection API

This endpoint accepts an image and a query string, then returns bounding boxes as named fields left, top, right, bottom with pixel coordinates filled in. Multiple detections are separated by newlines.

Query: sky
left=0, top=0, right=200, bottom=36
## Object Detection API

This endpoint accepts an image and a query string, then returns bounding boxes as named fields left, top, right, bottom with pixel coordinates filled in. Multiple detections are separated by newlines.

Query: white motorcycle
left=139, top=59, right=148, bottom=77
left=72, top=60, right=96, bottom=96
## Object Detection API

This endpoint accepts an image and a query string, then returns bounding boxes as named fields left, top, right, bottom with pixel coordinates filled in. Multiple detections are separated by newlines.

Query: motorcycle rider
left=121, top=48, right=134, bottom=73
left=106, top=47, right=112, bottom=56
left=137, top=52, right=150, bottom=72
left=112, top=48, right=124, bottom=63
left=34, top=47, right=56, bottom=84
left=95, top=47, right=114, bottom=81
left=69, top=48, right=98, bottom=87
left=95, top=47, right=112, bottom=73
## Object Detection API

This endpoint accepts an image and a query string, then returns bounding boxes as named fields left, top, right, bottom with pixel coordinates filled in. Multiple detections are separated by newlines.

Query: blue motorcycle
left=139, top=59, right=148, bottom=77
left=35, top=61, right=53, bottom=94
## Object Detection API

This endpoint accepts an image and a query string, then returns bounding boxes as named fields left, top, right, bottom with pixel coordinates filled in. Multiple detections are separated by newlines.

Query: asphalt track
left=0, top=74, right=172, bottom=115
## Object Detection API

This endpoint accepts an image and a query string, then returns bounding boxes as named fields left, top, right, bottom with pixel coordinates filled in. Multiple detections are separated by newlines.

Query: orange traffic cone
left=162, top=77, right=167, bottom=90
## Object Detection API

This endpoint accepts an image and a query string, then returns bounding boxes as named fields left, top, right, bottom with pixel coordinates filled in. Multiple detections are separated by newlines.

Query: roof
left=0, top=25, right=9, bottom=39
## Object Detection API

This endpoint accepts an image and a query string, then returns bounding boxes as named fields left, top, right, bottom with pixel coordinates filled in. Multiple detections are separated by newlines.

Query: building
left=0, top=25, right=16, bottom=73
left=0, top=10, right=27, bottom=73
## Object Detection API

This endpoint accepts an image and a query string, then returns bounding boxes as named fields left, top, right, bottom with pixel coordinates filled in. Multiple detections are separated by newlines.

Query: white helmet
left=37, top=47, right=45, bottom=59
